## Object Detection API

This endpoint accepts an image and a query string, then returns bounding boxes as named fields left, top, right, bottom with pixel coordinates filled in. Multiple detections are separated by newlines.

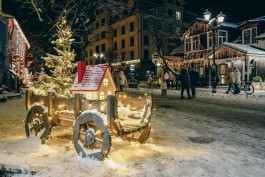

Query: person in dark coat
left=113, top=69, right=120, bottom=92
left=189, top=67, right=199, bottom=97
left=179, top=67, right=192, bottom=99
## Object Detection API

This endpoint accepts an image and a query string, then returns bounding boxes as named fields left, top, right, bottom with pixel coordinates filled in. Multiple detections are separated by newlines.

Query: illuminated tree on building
left=33, top=13, right=76, bottom=96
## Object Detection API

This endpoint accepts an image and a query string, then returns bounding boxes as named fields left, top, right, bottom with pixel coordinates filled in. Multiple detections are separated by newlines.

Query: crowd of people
left=112, top=66, right=242, bottom=98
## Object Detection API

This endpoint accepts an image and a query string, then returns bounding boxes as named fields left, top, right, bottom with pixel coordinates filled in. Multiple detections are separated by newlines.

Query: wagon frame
left=25, top=90, right=153, bottom=160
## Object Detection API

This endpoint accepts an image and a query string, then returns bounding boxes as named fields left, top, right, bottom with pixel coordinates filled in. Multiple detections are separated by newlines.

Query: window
left=185, top=38, right=191, bottom=52
left=168, top=9, right=173, bottom=17
left=95, top=22, right=99, bottom=29
left=130, top=36, right=134, bottom=46
left=121, top=53, right=126, bottom=61
left=143, top=35, right=149, bottom=45
left=192, top=36, right=199, bottom=50
left=113, top=42, right=117, bottom=50
left=90, top=50, right=93, bottom=56
left=176, top=10, right=181, bottom=20
left=130, top=22, right=134, bottom=32
left=96, top=45, right=99, bottom=53
left=100, top=92, right=105, bottom=100
left=121, top=25, right=125, bottom=35
left=85, top=51, right=88, bottom=58
left=101, top=31, right=106, bottom=39
left=130, top=51, right=134, bottom=59
left=103, top=79, right=108, bottom=86
left=208, top=32, right=213, bottom=48
left=101, top=18, right=105, bottom=26
left=218, top=30, right=227, bottom=46
left=101, top=43, right=106, bottom=52
left=144, top=50, right=149, bottom=59
left=242, top=27, right=257, bottom=45
left=121, top=39, right=125, bottom=48
left=113, top=29, right=117, bottom=38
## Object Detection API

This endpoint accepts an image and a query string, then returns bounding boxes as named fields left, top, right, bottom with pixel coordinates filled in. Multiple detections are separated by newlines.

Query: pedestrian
left=234, top=68, right=241, bottom=94
left=175, top=71, right=181, bottom=90
left=189, top=67, right=199, bottom=97
left=148, top=74, right=153, bottom=88
left=169, top=71, right=174, bottom=89
left=179, top=67, right=192, bottom=99
left=163, top=71, right=170, bottom=89
left=225, top=68, right=236, bottom=94
left=160, top=78, right=167, bottom=97
left=113, top=69, right=120, bottom=92
left=119, top=71, right=127, bottom=92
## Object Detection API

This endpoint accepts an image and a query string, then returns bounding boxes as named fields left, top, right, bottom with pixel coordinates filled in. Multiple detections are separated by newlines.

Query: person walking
left=225, top=68, right=236, bottom=94
left=169, top=71, right=174, bottom=89
left=189, top=67, right=199, bottom=98
left=160, top=78, right=167, bottom=97
left=148, top=74, right=153, bottom=88
left=119, top=71, right=127, bottom=92
left=234, top=68, right=241, bottom=94
left=163, top=71, right=170, bottom=89
left=179, top=67, right=192, bottom=99
left=175, top=71, right=181, bottom=90
left=113, top=69, right=120, bottom=92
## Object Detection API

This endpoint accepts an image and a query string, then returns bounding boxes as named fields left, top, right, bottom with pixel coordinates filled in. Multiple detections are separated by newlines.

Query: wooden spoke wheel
left=25, top=105, right=50, bottom=144
left=73, top=112, right=111, bottom=160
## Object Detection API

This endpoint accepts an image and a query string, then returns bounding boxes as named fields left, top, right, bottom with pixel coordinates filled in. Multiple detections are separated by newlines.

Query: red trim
left=78, top=61, right=86, bottom=83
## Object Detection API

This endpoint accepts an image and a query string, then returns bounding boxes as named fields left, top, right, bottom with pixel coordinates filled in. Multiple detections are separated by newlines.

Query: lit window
left=185, top=38, right=191, bottom=52
left=100, top=92, right=105, bottom=100
left=242, top=27, right=257, bottom=45
left=192, top=36, right=199, bottom=50
left=176, top=10, right=181, bottom=20
left=218, top=30, right=227, bottom=46
left=103, top=79, right=108, bottom=86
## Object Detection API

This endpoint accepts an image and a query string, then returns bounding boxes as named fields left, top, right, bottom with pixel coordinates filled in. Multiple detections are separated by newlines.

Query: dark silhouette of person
left=179, top=67, right=192, bottom=99
left=189, top=67, right=199, bottom=97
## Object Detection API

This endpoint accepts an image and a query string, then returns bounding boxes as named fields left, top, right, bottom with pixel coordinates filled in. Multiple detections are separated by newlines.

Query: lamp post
left=93, top=53, right=104, bottom=65
left=203, top=9, right=225, bottom=93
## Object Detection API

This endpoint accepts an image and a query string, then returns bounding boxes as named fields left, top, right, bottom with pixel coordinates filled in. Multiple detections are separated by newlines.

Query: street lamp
left=93, top=53, right=104, bottom=65
left=203, top=9, right=225, bottom=93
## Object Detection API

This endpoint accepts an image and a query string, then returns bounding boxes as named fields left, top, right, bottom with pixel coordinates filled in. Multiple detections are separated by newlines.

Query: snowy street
left=0, top=88, right=265, bottom=177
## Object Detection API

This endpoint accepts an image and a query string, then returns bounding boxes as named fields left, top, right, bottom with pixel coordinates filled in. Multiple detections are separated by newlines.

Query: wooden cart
left=25, top=90, right=153, bottom=160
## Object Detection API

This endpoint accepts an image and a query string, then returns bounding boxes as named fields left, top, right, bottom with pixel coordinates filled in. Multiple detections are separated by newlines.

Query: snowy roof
left=238, top=16, right=265, bottom=26
left=220, top=22, right=238, bottom=28
left=222, top=42, right=265, bottom=55
left=205, top=42, right=265, bottom=58
left=70, top=65, right=109, bottom=91
left=256, top=32, right=265, bottom=39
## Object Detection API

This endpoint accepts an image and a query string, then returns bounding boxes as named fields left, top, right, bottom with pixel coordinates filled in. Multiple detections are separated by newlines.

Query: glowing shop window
left=103, top=79, right=108, bottom=86
left=100, top=92, right=105, bottom=100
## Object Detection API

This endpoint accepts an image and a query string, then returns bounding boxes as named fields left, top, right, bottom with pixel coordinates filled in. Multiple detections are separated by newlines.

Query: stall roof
left=205, top=42, right=265, bottom=59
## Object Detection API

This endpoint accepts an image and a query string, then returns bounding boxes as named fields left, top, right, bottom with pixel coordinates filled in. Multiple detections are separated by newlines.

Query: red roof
left=71, top=64, right=109, bottom=91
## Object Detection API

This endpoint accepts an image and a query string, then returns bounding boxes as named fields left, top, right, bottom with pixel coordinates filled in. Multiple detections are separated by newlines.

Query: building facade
left=182, top=16, right=265, bottom=86
left=86, top=0, right=186, bottom=80
left=0, top=5, right=30, bottom=90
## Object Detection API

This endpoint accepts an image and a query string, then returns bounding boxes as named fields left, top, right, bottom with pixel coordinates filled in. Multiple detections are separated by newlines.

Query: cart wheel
left=122, top=122, right=152, bottom=143
left=25, top=105, right=50, bottom=144
left=73, top=112, right=111, bottom=160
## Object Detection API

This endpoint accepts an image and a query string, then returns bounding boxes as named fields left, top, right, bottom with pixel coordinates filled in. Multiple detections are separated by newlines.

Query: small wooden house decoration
left=70, top=61, right=117, bottom=100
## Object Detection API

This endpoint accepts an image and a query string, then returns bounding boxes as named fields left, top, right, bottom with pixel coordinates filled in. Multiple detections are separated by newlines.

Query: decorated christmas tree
left=33, top=13, right=76, bottom=96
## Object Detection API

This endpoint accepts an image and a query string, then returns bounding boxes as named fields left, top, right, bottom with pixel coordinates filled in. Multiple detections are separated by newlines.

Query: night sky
left=184, top=0, right=264, bottom=23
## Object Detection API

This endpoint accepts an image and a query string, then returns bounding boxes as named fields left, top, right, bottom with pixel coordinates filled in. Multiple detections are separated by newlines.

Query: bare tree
left=143, top=6, right=183, bottom=75
left=5, top=0, right=128, bottom=66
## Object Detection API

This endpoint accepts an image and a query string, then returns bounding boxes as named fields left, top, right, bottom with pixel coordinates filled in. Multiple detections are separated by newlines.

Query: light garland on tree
left=33, top=13, right=76, bottom=96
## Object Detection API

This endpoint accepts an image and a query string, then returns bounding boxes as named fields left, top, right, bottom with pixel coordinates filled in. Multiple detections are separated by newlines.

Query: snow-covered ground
left=0, top=88, right=265, bottom=177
